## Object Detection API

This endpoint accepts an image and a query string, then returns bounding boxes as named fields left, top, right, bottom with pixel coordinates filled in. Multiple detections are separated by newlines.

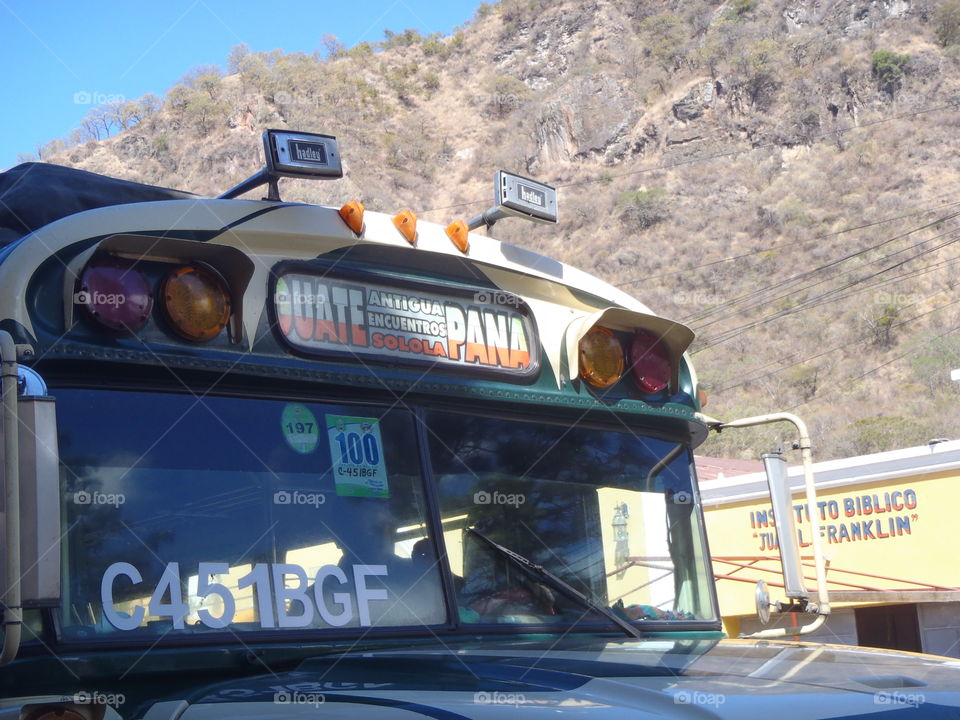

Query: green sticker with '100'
left=281, top=404, right=319, bottom=454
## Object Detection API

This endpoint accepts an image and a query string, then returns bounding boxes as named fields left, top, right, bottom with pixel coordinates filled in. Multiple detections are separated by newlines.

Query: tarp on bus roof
left=0, top=162, right=194, bottom=247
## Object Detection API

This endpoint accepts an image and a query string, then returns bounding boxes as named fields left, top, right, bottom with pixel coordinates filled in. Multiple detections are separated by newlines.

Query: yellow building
left=699, top=440, right=960, bottom=657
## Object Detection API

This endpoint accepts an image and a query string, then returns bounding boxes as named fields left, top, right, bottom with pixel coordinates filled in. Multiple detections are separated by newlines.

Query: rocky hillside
left=25, top=0, right=960, bottom=460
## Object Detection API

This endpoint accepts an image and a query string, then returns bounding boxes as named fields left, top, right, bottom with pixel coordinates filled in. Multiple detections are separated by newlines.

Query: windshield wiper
left=465, top=527, right=643, bottom=639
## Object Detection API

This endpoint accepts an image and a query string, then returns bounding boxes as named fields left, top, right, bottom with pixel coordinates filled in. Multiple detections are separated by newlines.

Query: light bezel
left=564, top=309, right=694, bottom=396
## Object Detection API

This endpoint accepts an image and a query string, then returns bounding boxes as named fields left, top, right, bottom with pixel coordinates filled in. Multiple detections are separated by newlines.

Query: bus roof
left=0, top=162, right=703, bottom=442
left=0, top=163, right=193, bottom=247
left=0, top=162, right=656, bottom=318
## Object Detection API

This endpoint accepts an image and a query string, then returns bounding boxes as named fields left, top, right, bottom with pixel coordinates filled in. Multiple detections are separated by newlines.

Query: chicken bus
left=0, top=130, right=957, bottom=718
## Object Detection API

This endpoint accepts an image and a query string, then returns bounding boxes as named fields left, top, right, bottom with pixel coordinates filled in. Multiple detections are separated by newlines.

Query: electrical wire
left=687, top=221, right=960, bottom=350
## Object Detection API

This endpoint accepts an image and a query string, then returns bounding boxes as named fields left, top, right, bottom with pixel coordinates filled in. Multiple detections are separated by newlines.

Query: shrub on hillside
left=935, top=0, right=960, bottom=47
left=843, top=415, right=931, bottom=455
left=870, top=50, right=910, bottom=96
left=617, top=188, right=671, bottom=230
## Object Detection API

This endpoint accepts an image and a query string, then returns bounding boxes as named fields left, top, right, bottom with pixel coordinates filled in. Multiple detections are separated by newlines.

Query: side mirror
left=755, top=579, right=771, bottom=625
left=1, top=368, right=61, bottom=609
left=762, top=451, right=808, bottom=600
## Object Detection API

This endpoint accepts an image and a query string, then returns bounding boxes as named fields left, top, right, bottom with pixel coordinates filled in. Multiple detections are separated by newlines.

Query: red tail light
left=76, top=256, right=153, bottom=334
left=629, top=330, right=670, bottom=394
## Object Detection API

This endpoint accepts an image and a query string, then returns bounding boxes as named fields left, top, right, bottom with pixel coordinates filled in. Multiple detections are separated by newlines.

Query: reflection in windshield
left=426, top=412, right=715, bottom=625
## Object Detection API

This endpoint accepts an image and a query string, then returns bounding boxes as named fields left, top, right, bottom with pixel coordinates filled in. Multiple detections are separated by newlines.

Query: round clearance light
left=629, top=330, right=671, bottom=394
left=77, top=256, right=153, bottom=334
left=579, top=326, right=624, bottom=389
left=161, top=265, right=231, bottom=342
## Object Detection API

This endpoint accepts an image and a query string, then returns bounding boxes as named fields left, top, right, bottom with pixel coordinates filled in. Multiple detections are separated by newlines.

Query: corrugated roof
left=695, top=456, right=763, bottom=482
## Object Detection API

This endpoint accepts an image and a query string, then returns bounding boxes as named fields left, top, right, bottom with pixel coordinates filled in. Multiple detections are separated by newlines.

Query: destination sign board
left=274, top=272, right=538, bottom=376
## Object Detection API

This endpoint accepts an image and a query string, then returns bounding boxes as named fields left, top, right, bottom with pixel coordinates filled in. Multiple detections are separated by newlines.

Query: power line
left=712, top=292, right=960, bottom=395
left=786, top=322, right=960, bottom=412
left=698, top=227, right=960, bottom=342
left=691, top=228, right=960, bottom=352
left=782, top=250, right=960, bottom=320
left=622, top=195, right=960, bottom=282
left=686, top=209, right=960, bottom=328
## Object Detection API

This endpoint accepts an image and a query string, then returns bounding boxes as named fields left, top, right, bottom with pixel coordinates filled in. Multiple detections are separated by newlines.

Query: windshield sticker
left=100, top=561, right=389, bottom=631
left=274, top=273, right=537, bottom=376
left=281, top=404, right=319, bottom=454
left=326, top=415, right=389, bottom=498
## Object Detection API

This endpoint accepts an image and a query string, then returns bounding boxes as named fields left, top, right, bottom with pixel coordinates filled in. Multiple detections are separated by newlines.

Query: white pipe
left=716, top=412, right=831, bottom=639
left=0, top=330, right=21, bottom=665
left=743, top=613, right=826, bottom=640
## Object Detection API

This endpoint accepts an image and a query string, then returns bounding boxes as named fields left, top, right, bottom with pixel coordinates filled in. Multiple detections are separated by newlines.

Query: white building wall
left=919, top=602, right=960, bottom=659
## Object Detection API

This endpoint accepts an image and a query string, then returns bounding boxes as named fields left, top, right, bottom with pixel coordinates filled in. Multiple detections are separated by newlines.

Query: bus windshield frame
left=51, top=384, right=719, bottom=647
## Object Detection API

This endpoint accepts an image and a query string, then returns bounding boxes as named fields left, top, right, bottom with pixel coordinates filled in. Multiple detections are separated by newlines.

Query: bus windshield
left=426, top=411, right=716, bottom=625
left=55, top=389, right=714, bottom=642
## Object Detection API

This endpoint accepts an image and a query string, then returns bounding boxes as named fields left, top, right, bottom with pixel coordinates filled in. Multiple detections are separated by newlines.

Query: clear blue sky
left=0, top=0, right=482, bottom=169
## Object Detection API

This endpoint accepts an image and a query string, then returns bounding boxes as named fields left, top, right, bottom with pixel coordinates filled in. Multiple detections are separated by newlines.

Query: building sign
left=748, top=488, right=919, bottom=552
left=274, top=272, right=537, bottom=376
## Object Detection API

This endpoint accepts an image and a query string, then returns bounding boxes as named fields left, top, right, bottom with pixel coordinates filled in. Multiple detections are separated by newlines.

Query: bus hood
left=154, top=637, right=960, bottom=719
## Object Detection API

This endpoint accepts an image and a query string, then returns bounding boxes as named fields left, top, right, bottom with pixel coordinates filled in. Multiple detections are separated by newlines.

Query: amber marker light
left=445, top=220, right=469, bottom=253
left=579, top=326, right=624, bottom=389
left=161, top=265, right=231, bottom=342
left=393, top=210, right=417, bottom=244
left=339, top=200, right=365, bottom=234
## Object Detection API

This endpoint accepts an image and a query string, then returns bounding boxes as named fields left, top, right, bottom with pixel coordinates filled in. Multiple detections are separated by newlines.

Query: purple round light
left=77, top=257, right=153, bottom=334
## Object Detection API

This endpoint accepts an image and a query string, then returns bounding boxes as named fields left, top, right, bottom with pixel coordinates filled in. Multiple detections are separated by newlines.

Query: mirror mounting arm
left=708, top=412, right=832, bottom=639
